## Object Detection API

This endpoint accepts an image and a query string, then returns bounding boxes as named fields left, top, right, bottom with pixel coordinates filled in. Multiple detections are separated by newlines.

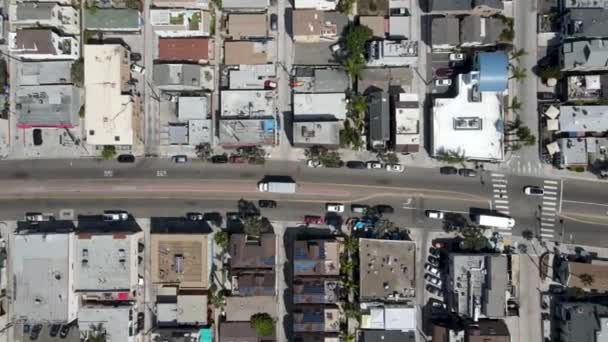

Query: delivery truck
left=258, top=178, right=297, bottom=194
left=475, top=214, right=515, bottom=228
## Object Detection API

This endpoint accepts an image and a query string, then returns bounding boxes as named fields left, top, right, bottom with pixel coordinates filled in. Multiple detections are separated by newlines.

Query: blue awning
left=477, top=51, right=508, bottom=92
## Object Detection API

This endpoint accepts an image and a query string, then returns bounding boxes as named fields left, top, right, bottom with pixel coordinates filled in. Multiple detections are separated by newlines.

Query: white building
left=294, top=0, right=337, bottom=10
left=9, top=29, right=79, bottom=60
left=9, top=3, right=80, bottom=35
left=367, top=40, right=418, bottom=67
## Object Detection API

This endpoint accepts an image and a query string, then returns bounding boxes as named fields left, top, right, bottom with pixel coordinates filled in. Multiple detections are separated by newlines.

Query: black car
left=130, top=52, right=142, bottom=62
left=30, top=324, right=42, bottom=340
left=270, top=13, right=278, bottom=31
left=458, top=168, right=477, bottom=177
left=117, top=154, right=135, bottom=163
left=23, top=324, right=31, bottom=334
left=439, top=166, right=458, bottom=175
left=203, top=212, right=223, bottom=226
left=59, top=325, right=70, bottom=339
left=258, top=199, right=277, bottom=208
left=50, top=324, right=61, bottom=337
left=346, top=161, right=366, bottom=169
left=33, top=129, right=42, bottom=146
left=374, top=205, right=394, bottom=214
left=210, top=154, right=228, bottom=163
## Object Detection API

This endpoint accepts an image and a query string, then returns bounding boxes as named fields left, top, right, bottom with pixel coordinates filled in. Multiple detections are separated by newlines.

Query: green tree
left=379, top=152, right=399, bottom=164
left=195, top=143, right=213, bottom=160
left=125, top=0, right=140, bottom=9
left=305, top=145, right=328, bottom=159
left=461, top=227, right=489, bottom=251
left=342, top=302, right=361, bottom=319
left=538, top=65, right=563, bottom=81
left=498, top=28, right=514, bottom=42
left=340, top=256, right=358, bottom=273
left=436, top=149, right=466, bottom=164
left=214, top=231, right=229, bottom=250
left=345, top=25, right=372, bottom=56
left=344, top=236, right=359, bottom=254
left=340, top=277, right=359, bottom=294
left=318, top=150, right=343, bottom=167
left=579, top=273, right=595, bottom=287
left=343, top=55, right=365, bottom=80
left=343, top=334, right=355, bottom=342
left=509, top=96, right=523, bottom=113
left=79, top=105, right=85, bottom=118
left=250, top=313, right=274, bottom=336
left=509, top=66, right=527, bottom=81
left=522, top=229, right=534, bottom=241
left=244, top=216, right=272, bottom=237
left=337, top=0, right=356, bottom=14
left=71, top=58, right=85, bottom=87
left=509, top=48, right=527, bottom=62
left=208, top=285, right=225, bottom=309
left=349, top=95, right=367, bottom=130
left=101, top=145, right=116, bottom=160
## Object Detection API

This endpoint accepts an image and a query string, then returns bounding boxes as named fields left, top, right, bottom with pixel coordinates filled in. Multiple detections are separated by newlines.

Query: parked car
left=426, top=284, right=442, bottom=295
left=307, top=159, right=322, bottom=168
left=264, top=80, right=277, bottom=89
left=23, top=324, right=31, bottom=334
left=537, top=92, right=557, bottom=101
left=186, top=212, right=204, bottom=221
left=386, top=164, right=404, bottom=172
left=366, top=161, right=383, bottom=169
left=435, top=78, right=452, bottom=87
left=351, top=204, right=369, bottom=214
left=228, top=155, right=244, bottom=163
left=435, top=68, right=455, bottom=78
left=425, top=210, right=444, bottom=219
left=425, top=274, right=442, bottom=286
left=304, top=215, right=324, bottom=225
left=203, top=212, right=223, bottom=226
left=270, top=13, right=278, bottom=31
left=524, top=186, right=544, bottom=196
left=425, top=264, right=439, bottom=275
left=59, top=325, right=70, bottom=338
left=103, top=210, right=128, bottom=221
left=326, top=203, right=345, bottom=213
left=25, top=212, right=44, bottom=222
left=427, top=255, right=440, bottom=266
left=33, top=129, right=42, bottom=146
left=130, top=63, right=145, bottom=74
left=210, top=154, right=228, bottom=163
left=439, top=166, right=458, bottom=175
left=50, top=324, right=61, bottom=337
left=258, top=200, right=277, bottom=208
left=130, top=52, right=142, bottom=62
left=449, top=53, right=465, bottom=62
left=429, top=246, right=439, bottom=256
left=374, top=205, right=394, bottom=214
left=30, top=324, right=42, bottom=340
left=458, top=168, right=477, bottom=177
left=117, top=154, right=135, bottom=163
left=172, top=155, right=188, bottom=163
left=346, top=161, right=366, bottom=169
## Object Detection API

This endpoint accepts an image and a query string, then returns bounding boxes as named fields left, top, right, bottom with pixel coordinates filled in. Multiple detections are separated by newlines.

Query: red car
left=229, top=155, right=244, bottom=163
left=435, top=68, right=455, bottom=78
left=304, top=215, right=324, bottom=225
left=264, top=80, right=277, bottom=89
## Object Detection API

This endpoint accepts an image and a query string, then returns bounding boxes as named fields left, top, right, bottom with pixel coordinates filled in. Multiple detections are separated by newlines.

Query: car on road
left=203, top=212, right=223, bottom=226
left=366, top=161, right=383, bottom=169
left=59, top=325, right=70, bottom=338
left=330, top=41, right=344, bottom=54
left=434, top=78, right=452, bottom=87
left=425, top=264, right=439, bottom=275
left=30, top=324, right=42, bottom=340
left=270, top=13, right=278, bottom=31
left=326, top=203, right=345, bottom=213
left=23, top=324, right=31, bottom=334
left=307, top=159, right=322, bottom=168
left=304, top=215, right=324, bottom=225
left=425, top=210, right=444, bottom=220
left=50, top=324, right=61, bottom=337
left=117, top=154, right=135, bottom=163
left=439, top=166, right=458, bottom=175
left=435, top=68, right=455, bottom=78
left=449, top=53, right=465, bottom=62
left=425, top=274, right=442, bottom=286
left=351, top=204, right=369, bottom=214
left=458, top=168, right=477, bottom=177
left=103, top=210, right=128, bottom=221
left=264, top=80, right=277, bottom=89
left=346, top=161, right=366, bottom=169
left=229, top=155, right=244, bottom=163
left=130, top=63, right=145, bottom=74
left=130, top=52, right=142, bottom=62
left=374, top=205, right=394, bottom=214
left=426, top=284, right=442, bottom=296
left=210, top=155, right=228, bottom=163
left=258, top=199, right=277, bottom=208
left=33, top=129, right=42, bottom=146
left=386, top=164, right=404, bottom=172
left=172, top=155, right=188, bottom=163
left=524, top=186, right=544, bottom=196
left=25, top=212, right=44, bottom=222
left=186, top=212, right=204, bottom=221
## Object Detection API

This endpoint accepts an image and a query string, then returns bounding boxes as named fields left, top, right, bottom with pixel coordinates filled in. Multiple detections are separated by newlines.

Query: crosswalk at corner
left=539, top=179, right=560, bottom=240
left=490, top=173, right=512, bottom=236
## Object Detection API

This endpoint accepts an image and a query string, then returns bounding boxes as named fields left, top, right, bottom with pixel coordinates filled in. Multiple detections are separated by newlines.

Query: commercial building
left=465, top=319, right=511, bottom=342
left=292, top=10, right=347, bottom=42
left=431, top=16, right=460, bottom=49
left=366, top=40, right=418, bottom=67
left=360, top=305, right=417, bottom=332
left=10, top=3, right=80, bottom=35
left=293, top=121, right=341, bottom=147
left=18, top=61, right=73, bottom=85
left=78, top=305, right=138, bottom=342
left=561, top=39, right=608, bottom=72
left=158, top=37, right=211, bottom=62
left=393, top=93, right=420, bottom=153
left=219, top=119, right=276, bottom=146
left=293, top=93, right=347, bottom=121
left=15, top=85, right=80, bottom=128
left=227, top=14, right=267, bottom=39
left=561, top=8, right=608, bottom=39
left=9, top=29, right=79, bottom=60
left=229, top=233, right=276, bottom=296
left=294, top=0, right=337, bottom=10
left=84, top=44, right=139, bottom=146
left=566, top=75, right=608, bottom=102
left=292, top=67, right=349, bottom=93
left=556, top=259, right=608, bottom=292
left=224, top=41, right=271, bottom=65
left=222, top=0, right=269, bottom=11
left=558, top=105, right=608, bottom=134
left=228, top=64, right=276, bottom=89
left=156, top=287, right=208, bottom=326
left=555, top=137, right=608, bottom=167
left=84, top=9, right=141, bottom=31
left=460, top=16, right=506, bottom=47
left=447, top=254, right=508, bottom=320
left=153, top=64, right=215, bottom=90
left=427, top=0, right=503, bottom=16
left=368, top=90, right=390, bottom=150
left=553, top=302, right=608, bottom=342
left=150, top=9, right=210, bottom=36
left=221, top=90, right=274, bottom=117
left=294, top=239, right=341, bottom=277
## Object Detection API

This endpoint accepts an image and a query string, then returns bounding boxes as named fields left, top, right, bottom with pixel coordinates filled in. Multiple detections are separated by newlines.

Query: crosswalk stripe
left=494, top=195, right=509, bottom=199
left=494, top=199, right=509, bottom=204
left=492, top=173, right=505, bottom=177
left=493, top=189, right=507, bottom=193
left=498, top=210, right=510, bottom=215
left=542, top=217, right=554, bottom=222
left=495, top=205, right=510, bottom=209
left=542, top=212, right=555, bottom=217
left=544, top=185, right=558, bottom=190
left=543, top=204, right=557, bottom=209
left=543, top=196, right=557, bottom=201
left=544, top=180, right=558, bottom=184
left=540, top=233, right=554, bottom=238
left=541, top=227, right=554, bottom=232
left=493, top=179, right=508, bottom=183
left=493, top=184, right=507, bottom=188
left=541, top=221, right=555, bottom=227
left=544, top=191, right=557, bottom=196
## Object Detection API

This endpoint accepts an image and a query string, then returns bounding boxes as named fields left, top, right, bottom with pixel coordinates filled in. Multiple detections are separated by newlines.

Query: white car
left=524, top=186, right=544, bottom=196
left=449, top=53, right=465, bottom=62
left=130, top=63, right=145, bottom=74
left=435, top=78, right=452, bottom=87
left=307, top=159, right=322, bottom=168
left=386, top=164, right=404, bottom=172
left=425, top=264, right=439, bottom=275
left=366, top=161, right=383, bottom=169
left=25, top=212, right=45, bottom=222
left=103, top=210, right=129, bottom=221
left=425, top=210, right=445, bottom=220
left=326, top=203, right=345, bottom=213
left=425, top=274, right=442, bottom=286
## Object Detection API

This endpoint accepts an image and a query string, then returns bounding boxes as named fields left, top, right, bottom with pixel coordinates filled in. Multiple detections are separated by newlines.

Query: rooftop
left=224, top=41, right=270, bottom=65
left=78, top=305, right=134, bottom=342
left=563, top=8, right=608, bottom=38
left=369, top=90, right=390, bottom=148
left=227, top=14, right=267, bottom=39
left=153, top=64, right=215, bottom=90
left=563, top=0, right=608, bottom=7
left=219, top=321, right=275, bottom=342
left=178, top=96, right=209, bottom=120
left=359, top=330, right=416, bottom=342
left=367, top=40, right=418, bottom=67
left=477, top=51, right=509, bottom=92
left=293, top=278, right=340, bottom=304
left=432, top=73, right=504, bottom=161
left=219, top=118, right=275, bottom=146
left=293, top=121, right=341, bottom=147
left=555, top=302, right=608, bottom=342
left=15, top=85, right=80, bottom=128
left=229, top=233, right=275, bottom=269
left=74, top=233, right=139, bottom=292
left=12, top=29, right=65, bottom=56
left=558, top=105, right=608, bottom=133
left=394, top=93, right=420, bottom=152
left=85, top=8, right=141, bottom=30
left=465, top=319, right=511, bottom=342
left=360, top=16, right=386, bottom=38
left=293, top=239, right=341, bottom=276
left=431, top=16, right=459, bottom=47
left=429, top=0, right=503, bottom=11
left=360, top=305, right=417, bottom=331
left=13, top=233, right=76, bottom=323
left=293, top=93, right=347, bottom=120
left=18, top=61, right=72, bottom=85
left=359, top=238, right=416, bottom=301
left=562, top=39, right=608, bottom=71
left=221, top=90, right=274, bottom=117
left=567, top=261, right=608, bottom=291
left=292, top=68, right=349, bottom=93
left=460, top=17, right=506, bottom=46
left=225, top=296, right=277, bottom=322
left=292, top=10, right=347, bottom=41
left=293, top=42, right=338, bottom=65
left=151, top=233, right=209, bottom=288
left=222, top=0, right=269, bottom=9
left=228, top=64, right=276, bottom=89
left=293, top=306, right=340, bottom=333
left=389, top=16, right=411, bottom=38
left=567, top=75, right=608, bottom=101
left=557, top=137, right=588, bottom=166
left=159, top=38, right=210, bottom=62
left=233, top=273, right=275, bottom=296
left=157, top=294, right=208, bottom=325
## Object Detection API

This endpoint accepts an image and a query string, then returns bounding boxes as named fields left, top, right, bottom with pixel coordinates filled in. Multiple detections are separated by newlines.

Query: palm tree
left=214, top=231, right=229, bottom=250
left=579, top=273, right=595, bottom=287
left=509, top=66, right=527, bottom=81
left=509, top=96, right=523, bottom=113
left=344, top=55, right=365, bottom=80
left=340, top=277, right=359, bottom=294
left=343, top=334, right=356, bottom=342
left=510, top=48, right=527, bottom=62
left=343, top=236, right=359, bottom=255
left=506, top=115, right=522, bottom=132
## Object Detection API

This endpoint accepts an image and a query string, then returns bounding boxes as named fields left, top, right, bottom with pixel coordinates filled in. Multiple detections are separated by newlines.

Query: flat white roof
left=84, top=44, right=134, bottom=145
left=221, top=90, right=274, bottom=117
left=395, top=93, right=420, bottom=146
left=293, top=93, right=347, bottom=120
left=432, top=73, right=504, bottom=161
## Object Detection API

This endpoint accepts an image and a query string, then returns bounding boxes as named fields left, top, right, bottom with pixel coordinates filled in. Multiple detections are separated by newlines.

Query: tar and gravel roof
left=151, top=233, right=209, bottom=288
left=159, top=37, right=210, bottom=61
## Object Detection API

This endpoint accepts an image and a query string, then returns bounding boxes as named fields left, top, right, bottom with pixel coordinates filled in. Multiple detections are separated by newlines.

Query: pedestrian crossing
left=490, top=173, right=512, bottom=236
left=539, top=179, right=560, bottom=240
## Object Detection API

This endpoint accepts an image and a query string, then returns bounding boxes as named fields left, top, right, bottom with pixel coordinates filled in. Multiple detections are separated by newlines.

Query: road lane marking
left=562, top=199, right=608, bottom=207
left=542, top=211, right=555, bottom=217
left=494, top=199, right=509, bottom=204
left=498, top=210, right=510, bottom=215
left=494, top=195, right=509, bottom=199
left=495, top=205, right=509, bottom=209
left=541, top=221, right=554, bottom=227
left=544, top=180, right=558, bottom=184
left=542, top=217, right=554, bottom=222
left=540, top=233, right=554, bottom=238
left=541, top=227, right=554, bottom=232
left=104, top=170, right=113, bottom=177
left=493, top=184, right=507, bottom=188
left=491, top=173, right=505, bottom=177
left=493, top=189, right=507, bottom=193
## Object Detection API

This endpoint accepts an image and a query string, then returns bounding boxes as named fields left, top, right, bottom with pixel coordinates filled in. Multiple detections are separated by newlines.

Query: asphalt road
left=0, top=159, right=606, bottom=246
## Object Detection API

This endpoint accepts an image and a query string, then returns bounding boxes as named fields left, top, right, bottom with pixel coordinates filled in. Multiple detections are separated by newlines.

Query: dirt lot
left=358, top=0, right=388, bottom=15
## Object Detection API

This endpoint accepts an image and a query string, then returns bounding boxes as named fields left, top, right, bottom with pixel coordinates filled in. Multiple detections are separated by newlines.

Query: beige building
left=224, top=41, right=269, bottom=65
left=84, top=44, right=141, bottom=146
left=227, top=14, right=267, bottom=39
left=151, top=233, right=209, bottom=289
left=292, top=9, right=343, bottom=42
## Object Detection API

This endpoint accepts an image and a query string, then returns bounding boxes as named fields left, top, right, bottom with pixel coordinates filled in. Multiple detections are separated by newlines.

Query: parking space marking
left=104, top=170, right=113, bottom=177
left=156, top=170, right=167, bottom=177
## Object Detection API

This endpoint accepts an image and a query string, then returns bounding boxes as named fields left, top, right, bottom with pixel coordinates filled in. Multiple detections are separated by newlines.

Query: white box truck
left=475, top=214, right=515, bottom=228
left=258, top=178, right=297, bottom=194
